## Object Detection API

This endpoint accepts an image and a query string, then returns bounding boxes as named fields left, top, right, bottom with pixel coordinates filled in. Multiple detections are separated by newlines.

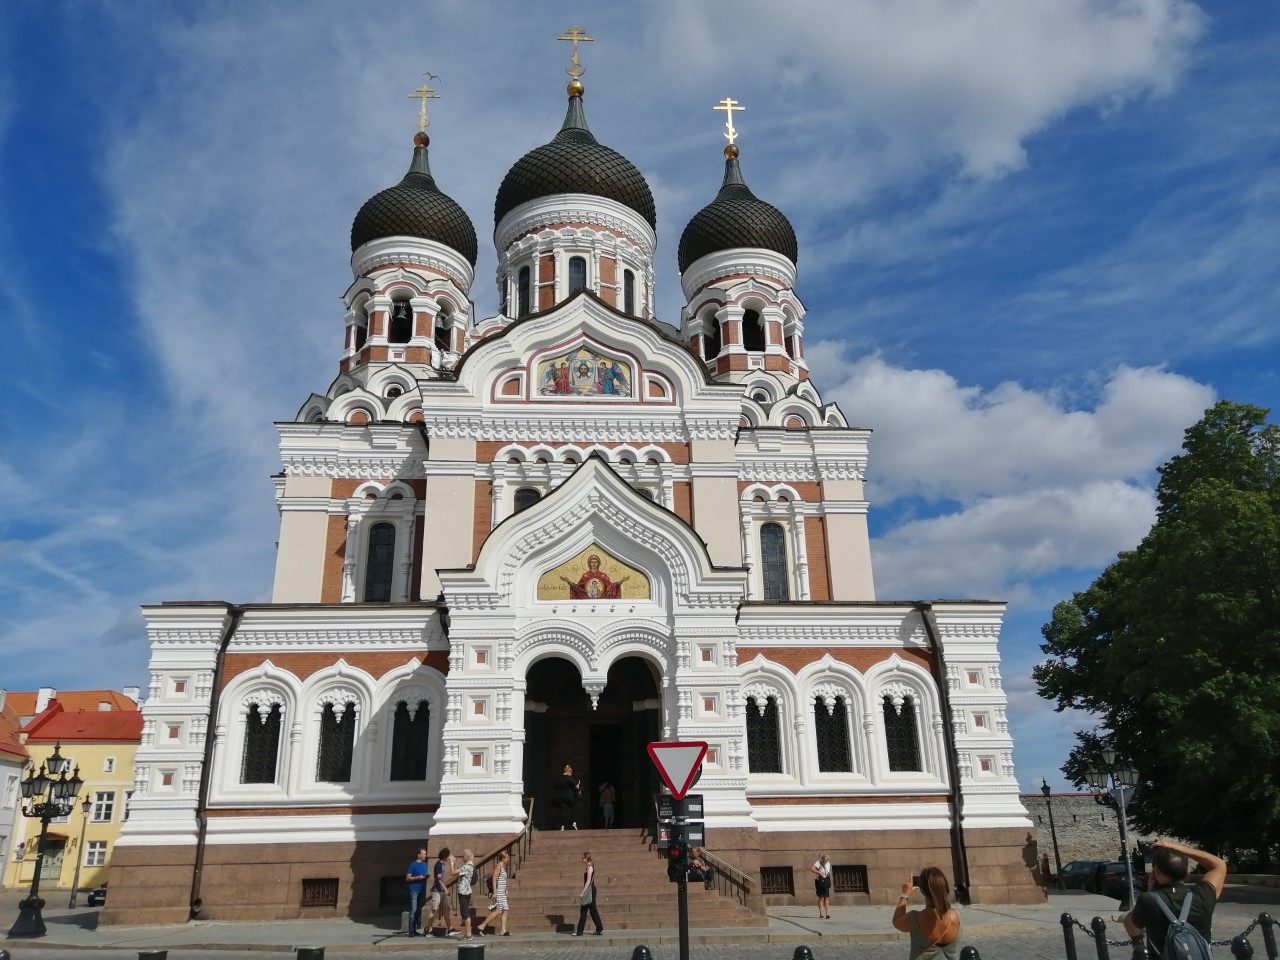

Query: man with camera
left=1123, top=839, right=1226, bottom=951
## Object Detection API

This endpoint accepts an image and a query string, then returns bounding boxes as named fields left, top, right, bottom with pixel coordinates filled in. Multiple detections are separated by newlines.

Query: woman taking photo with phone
left=892, top=867, right=960, bottom=960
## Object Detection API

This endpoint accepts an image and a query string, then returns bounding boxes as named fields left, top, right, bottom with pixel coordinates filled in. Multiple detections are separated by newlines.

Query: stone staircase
left=474, top=828, right=766, bottom=933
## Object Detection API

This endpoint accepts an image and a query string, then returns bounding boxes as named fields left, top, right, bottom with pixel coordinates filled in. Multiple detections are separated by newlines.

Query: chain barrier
left=1060, top=912, right=1277, bottom=960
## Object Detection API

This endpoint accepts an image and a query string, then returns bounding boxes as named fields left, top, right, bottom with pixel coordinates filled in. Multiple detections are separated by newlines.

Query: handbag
left=579, top=884, right=595, bottom=906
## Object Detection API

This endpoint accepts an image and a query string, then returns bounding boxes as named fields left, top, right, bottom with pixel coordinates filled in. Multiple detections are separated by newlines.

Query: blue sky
left=1, top=1, right=1276, bottom=793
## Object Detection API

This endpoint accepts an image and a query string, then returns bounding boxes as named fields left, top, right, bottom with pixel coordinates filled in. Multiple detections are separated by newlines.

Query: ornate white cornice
left=495, top=195, right=656, bottom=257
left=418, top=414, right=738, bottom=443
left=736, top=623, right=927, bottom=645
left=281, top=455, right=428, bottom=479
left=351, top=237, right=475, bottom=293
left=681, top=248, right=797, bottom=302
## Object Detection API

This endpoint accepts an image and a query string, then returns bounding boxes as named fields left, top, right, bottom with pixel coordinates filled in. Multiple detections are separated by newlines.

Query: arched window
left=389, top=699, right=430, bottom=781
left=623, top=270, right=636, bottom=315
left=635, top=488, right=654, bottom=501
left=317, top=701, right=357, bottom=783
left=389, top=300, right=412, bottom=344
left=569, top=256, right=587, bottom=293
left=434, top=307, right=451, bottom=352
left=704, top=319, right=721, bottom=361
left=353, top=319, right=368, bottom=351
left=513, top=488, right=542, bottom=513
left=883, top=694, right=923, bottom=772
left=240, top=703, right=282, bottom=784
left=363, top=522, right=396, bottom=602
left=517, top=266, right=531, bottom=317
left=746, top=695, right=783, bottom=773
left=742, top=309, right=765, bottom=351
left=814, top=695, right=853, bottom=772
left=761, top=522, right=789, bottom=601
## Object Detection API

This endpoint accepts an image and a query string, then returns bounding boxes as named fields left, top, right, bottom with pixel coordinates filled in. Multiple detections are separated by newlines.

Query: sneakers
left=572, top=931, right=583, bottom=937
left=446, top=929, right=460, bottom=937
left=591, top=929, right=604, bottom=935
left=572, top=821, right=578, bottom=829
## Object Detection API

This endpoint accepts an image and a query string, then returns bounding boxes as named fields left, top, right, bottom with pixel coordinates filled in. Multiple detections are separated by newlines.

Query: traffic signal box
left=666, top=832, right=689, bottom=882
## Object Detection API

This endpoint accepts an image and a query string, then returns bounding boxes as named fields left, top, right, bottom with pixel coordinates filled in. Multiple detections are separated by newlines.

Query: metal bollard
left=296, top=949, right=324, bottom=960
left=793, top=948, right=814, bottom=960
left=631, top=948, right=653, bottom=960
left=1232, top=935, right=1255, bottom=960
left=1132, top=938, right=1151, bottom=960
left=458, top=942, right=484, bottom=960
left=1260, top=913, right=1278, bottom=960
left=138, top=952, right=168, bottom=960
left=1063, top=913, right=1080, bottom=960
left=960, top=946, right=981, bottom=960
left=1091, top=916, right=1112, bottom=960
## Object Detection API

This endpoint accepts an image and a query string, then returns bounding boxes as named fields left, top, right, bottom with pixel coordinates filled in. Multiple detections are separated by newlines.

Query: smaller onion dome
left=677, top=145, right=797, bottom=274
left=494, top=85, right=656, bottom=230
left=351, top=132, right=478, bottom=266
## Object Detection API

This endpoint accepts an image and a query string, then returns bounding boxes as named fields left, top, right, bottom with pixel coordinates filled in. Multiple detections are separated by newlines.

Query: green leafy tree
left=1035, top=401, right=1280, bottom=862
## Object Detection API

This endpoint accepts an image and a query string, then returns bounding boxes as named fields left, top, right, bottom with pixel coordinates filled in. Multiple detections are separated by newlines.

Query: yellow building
left=2, top=690, right=141, bottom=894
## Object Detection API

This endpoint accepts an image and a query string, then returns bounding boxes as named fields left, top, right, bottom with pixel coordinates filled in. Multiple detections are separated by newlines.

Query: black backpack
left=1149, top=889, right=1213, bottom=960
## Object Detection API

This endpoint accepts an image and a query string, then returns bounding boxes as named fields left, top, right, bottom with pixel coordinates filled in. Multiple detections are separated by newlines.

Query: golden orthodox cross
left=714, top=97, right=745, bottom=145
left=408, top=82, right=441, bottom=131
left=557, top=26, right=594, bottom=78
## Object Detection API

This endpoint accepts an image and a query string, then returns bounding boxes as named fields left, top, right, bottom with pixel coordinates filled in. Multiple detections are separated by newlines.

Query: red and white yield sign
left=647, top=740, right=708, bottom=800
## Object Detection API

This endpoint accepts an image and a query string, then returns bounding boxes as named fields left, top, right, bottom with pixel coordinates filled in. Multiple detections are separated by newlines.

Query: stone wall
left=1021, top=793, right=1157, bottom=869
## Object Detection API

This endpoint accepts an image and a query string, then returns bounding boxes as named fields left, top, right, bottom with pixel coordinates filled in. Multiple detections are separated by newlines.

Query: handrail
left=442, top=797, right=535, bottom=924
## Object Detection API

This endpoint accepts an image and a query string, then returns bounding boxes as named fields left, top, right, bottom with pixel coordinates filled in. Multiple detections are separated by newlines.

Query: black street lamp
left=1040, top=779, right=1063, bottom=888
left=67, top=795, right=94, bottom=908
left=1086, top=747, right=1140, bottom=910
left=8, top=743, right=86, bottom=938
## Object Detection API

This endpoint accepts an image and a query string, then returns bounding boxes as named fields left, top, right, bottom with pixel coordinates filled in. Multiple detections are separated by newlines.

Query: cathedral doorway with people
left=522, top=654, right=661, bottom=830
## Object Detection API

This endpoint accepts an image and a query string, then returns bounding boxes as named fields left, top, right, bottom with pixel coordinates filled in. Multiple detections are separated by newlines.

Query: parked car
left=1089, top=861, right=1147, bottom=900
left=1060, top=859, right=1109, bottom=889
left=87, top=884, right=108, bottom=907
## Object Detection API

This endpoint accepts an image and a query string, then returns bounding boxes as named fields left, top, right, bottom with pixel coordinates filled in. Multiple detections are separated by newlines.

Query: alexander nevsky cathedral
left=104, top=29, right=1039, bottom=927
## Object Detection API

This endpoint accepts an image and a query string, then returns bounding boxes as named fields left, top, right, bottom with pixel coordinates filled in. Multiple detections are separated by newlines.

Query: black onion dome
left=351, top=133, right=478, bottom=266
left=494, top=94, right=656, bottom=229
left=677, top=154, right=797, bottom=273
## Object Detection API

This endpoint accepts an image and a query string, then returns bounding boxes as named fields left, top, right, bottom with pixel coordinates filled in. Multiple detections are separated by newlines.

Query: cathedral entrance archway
left=522, top=655, right=662, bottom=829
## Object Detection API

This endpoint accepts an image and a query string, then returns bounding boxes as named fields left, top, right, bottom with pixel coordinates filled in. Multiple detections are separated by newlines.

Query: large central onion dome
left=678, top=145, right=797, bottom=273
left=494, top=87, right=656, bottom=229
left=351, top=132, right=478, bottom=266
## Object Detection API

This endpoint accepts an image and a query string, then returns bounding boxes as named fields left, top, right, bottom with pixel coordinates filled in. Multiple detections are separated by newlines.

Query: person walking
left=892, top=867, right=961, bottom=960
left=477, top=850, right=511, bottom=936
left=405, top=846, right=429, bottom=935
left=553, top=764, right=580, bottom=830
left=573, top=851, right=604, bottom=936
left=455, top=849, right=477, bottom=941
left=811, top=853, right=833, bottom=918
left=426, top=847, right=457, bottom=937
left=598, top=781, right=616, bottom=828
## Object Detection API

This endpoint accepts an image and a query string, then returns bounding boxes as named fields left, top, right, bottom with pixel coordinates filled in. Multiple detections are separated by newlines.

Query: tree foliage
left=1034, top=401, right=1280, bottom=856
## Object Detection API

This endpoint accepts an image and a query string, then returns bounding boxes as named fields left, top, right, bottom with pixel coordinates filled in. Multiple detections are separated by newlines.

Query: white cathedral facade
left=104, top=65, right=1038, bottom=925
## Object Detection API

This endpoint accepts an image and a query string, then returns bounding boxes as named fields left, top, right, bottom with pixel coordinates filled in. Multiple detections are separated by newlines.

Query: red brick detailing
left=406, top=347, right=431, bottom=364
left=599, top=258, right=617, bottom=306
left=804, top=515, right=832, bottom=601
left=501, top=378, right=521, bottom=396
left=473, top=479, right=492, bottom=559
left=220, top=652, right=430, bottom=688
left=369, top=311, right=384, bottom=338
left=207, top=804, right=437, bottom=817
left=477, top=441, right=505, bottom=462
left=321, top=514, right=349, bottom=603
left=726, top=354, right=749, bottom=371
left=538, top=255, right=555, bottom=311
left=723, top=322, right=740, bottom=345
left=648, top=379, right=667, bottom=399
left=422, top=650, right=449, bottom=673
left=348, top=410, right=370, bottom=424
left=765, top=355, right=791, bottom=371
left=747, top=646, right=935, bottom=672
left=673, top=482, right=693, bottom=524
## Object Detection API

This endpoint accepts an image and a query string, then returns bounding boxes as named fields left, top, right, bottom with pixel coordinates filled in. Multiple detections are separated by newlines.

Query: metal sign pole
left=675, top=804, right=689, bottom=960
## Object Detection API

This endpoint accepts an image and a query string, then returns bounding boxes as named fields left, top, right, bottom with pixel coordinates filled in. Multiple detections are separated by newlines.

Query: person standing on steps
left=477, top=850, right=511, bottom=936
left=598, top=781, right=616, bottom=828
left=811, top=853, right=832, bottom=919
left=573, top=851, right=604, bottom=936
left=405, top=846, right=429, bottom=935
left=553, top=763, right=580, bottom=830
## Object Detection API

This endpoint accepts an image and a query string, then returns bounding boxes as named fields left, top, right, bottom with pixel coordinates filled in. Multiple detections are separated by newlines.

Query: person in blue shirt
left=405, top=847, right=429, bottom=936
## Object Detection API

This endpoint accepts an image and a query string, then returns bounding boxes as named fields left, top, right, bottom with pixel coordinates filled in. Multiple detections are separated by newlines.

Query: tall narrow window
left=742, top=309, right=765, bottom=351
left=389, top=301, right=412, bottom=344
left=434, top=314, right=450, bottom=352
left=746, top=695, right=783, bottom=773
left=761, top=522, right=790, bottom=600
left=814, top=696, right=853, bottom=772
left=623, top=270, right=636, bottom=315
left=569, top=256, right=587, bottom=293
left=241, top=703, right=282, bottom=784
left=513, top=488, right=542, bottom=513
left=390, top=699, right=430, bottom=781
left=704, top=319, right=721, bottom=361
left=354, top=320, right=368, bottom=351
left=363, top=522, right=396, bottom=602
left=317, top=701, right=357, bottom=783
left=883, top=694, right=923, bottom=772
left=517, top=266, right=531, bottom=317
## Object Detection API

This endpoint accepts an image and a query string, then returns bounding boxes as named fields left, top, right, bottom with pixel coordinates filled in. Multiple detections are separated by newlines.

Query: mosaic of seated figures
left=538, top=346, right=632, bottom=397
left=537, top=547, right=650, bottom=600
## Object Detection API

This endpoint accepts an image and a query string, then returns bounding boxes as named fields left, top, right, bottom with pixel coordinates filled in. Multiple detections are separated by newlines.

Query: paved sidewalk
left=1, top=886, right=1275, bottom=956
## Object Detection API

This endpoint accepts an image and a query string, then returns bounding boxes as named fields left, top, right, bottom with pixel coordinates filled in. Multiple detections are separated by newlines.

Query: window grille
left=833, top=864, right=869, bottom=893
left=363, top=522, right=396, bottom=602
left=623, top=270, right=635, bottom=315
left=91, top=791, right=115, bottom=822
left=814, top=696, right=853, bottom=772
left=513, top=488, right=541, bottom=513
left=301, top=877, right=339, bottom=908
left=517, top=266, right=531, bottom=317
left=389, top=699, right=430, bottom=781
left=569, top=256, right=587, bottom=293
left=746, top=696, right=783, bottom=773
left=761, top=523, right=790, bottom=600
left=241, top=702, right=282, bottom=784
left=760, top=866, right=794, bottom=896
left=883, top=694, right=923, bottom=772
left=317, top=701, right=356, bottom=783
left=742, top=309, right=765, bottom=351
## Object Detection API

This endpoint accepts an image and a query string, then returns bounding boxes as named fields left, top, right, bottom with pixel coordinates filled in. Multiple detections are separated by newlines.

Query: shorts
left=457, top=893, right=473, bottom=918
left=430, top=889, right=445, bottom=910
left=815, top=878, right=831, bottom=897
left=601, top=803, right=614, bottom=817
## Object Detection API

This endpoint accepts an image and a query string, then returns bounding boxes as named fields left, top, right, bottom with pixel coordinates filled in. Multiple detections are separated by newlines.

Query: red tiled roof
left=6, top=690, right=139, bottom=717
left=0, top=702, right=27, bottom=761
left=24, top=703, right=143, bottom=743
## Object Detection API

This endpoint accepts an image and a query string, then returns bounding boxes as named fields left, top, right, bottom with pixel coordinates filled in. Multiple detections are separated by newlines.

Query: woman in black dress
left=553, top=764, right=579, bottom=830
left=573, top=851, right=604, bottom=936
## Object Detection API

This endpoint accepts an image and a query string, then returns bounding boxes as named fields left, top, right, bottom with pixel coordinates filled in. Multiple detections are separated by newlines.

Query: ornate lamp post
left=8, top=744, right=85, bottom=937
left=1041, top=778, right=1064, bottom=888
left=67, top=795, right=93, bottom=908
left=1086, top=748, right=1140, bottom=910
